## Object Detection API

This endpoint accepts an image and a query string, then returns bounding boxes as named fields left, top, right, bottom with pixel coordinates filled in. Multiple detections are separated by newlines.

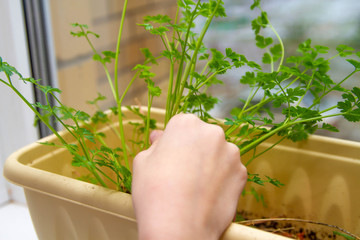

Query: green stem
left=6, top=75, right=66, bottom=144
left=196, top=66, right=231, bottom=90
left=225, top=86, right=260, bottom=138
left=296, top=72, right=315, bottom=107
left=245, top=136, right=286, bottom=166
left=319, top=105, right=337, bottom=114
left=117, top=110, right=129, bottom=169
left=80, top=25, right=117, bottom=100
left=266, top=48, right=274, bottom=72
left=115, top=72, right=139, bottom=170
left=165, top=61, right=175, bottom=125
left=172, top=0, right=222, bottom=115
left=309, top=70, right=357, bottom=109
left=94, top=165, right=118, bottom=186
left=266, top=22, right=284, bottom=71
left=240, top=112, right=343, bottom=155
left=145, top=94, right=153, bottom=148
left=114, top=0, right=129, bottom=102
left=170, top=1, right=201, bottom=116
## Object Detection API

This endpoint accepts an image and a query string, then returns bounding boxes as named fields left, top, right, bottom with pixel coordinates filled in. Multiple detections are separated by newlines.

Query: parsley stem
left=309, top=69, right=357, bottom=109
left=296, top=72, right=315, bottom=107
left=5, top=74, right=66, bottom=145
left=240, top=112, right=343, bottom=155
left=172, top=0, right=222, bottom=115
left=80, top=26, right=117, bottom=100
left=171, top=1, right=201, bottom=116
left=245, top=136, right=286, bottom=166
left=116, top=71, right=139, bottom=170
left=196, top=66, right=231, bottom=90
left=145, top=94, right=153, bottom=149
left=112, top=0, right=131, bottom=171
left=266, top=22, right=284, bottom=71
left=165, top=61, right=174, bottom=125
left=114, top=0, right=129, bottom=103
left=319, top=105, right=337, bottom=114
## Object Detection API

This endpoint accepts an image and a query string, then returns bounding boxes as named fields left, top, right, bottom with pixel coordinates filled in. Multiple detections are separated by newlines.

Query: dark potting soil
left=236, top=211, right=349, bottom=240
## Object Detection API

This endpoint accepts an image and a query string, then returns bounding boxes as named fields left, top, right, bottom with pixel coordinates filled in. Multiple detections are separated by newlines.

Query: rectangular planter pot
left=4, top=107, right=360, bottom=239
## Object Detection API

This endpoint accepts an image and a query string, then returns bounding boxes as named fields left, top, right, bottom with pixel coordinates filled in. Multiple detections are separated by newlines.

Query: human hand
left=132, top=114, right=247, bottom=240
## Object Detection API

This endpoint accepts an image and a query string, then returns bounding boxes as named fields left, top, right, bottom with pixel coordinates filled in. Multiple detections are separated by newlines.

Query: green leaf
left=351, top=87, right=360, bottom=99
left=338, top=100, right=352, bottom=112
left=65, top=144, right=79, bottom=152
left=71, top=23, right=88, bottom=29
left=76, top=128, right=96, bottom=143
left=75, top=111, right=90, bottom=121
left=177, top=0, right=195, bottom=9
left=0, top=59, right=22, bottom=77
left=343, top=108, right=360, bottom=122
left=270, top=44, right=282, bottom=61
left=102, top=50, right=117, bottom=59
left=72, top=154, right=87, bottom=167
left=199, top=53, right=210, bottom=60
left=336, top=44, right=354, bottom=57
left=138, top=23, right=153, bottom=31
left=91, top=111, right=109, bottom=124
left=298, top=39, right=312, bottom=53
left=247, top=61, right=262, bottom=70
left=100, top=146, right=115, bottom=155
left=251, top=12, right=268, bottom=35
left=93, top=53, right=103, bottom=63
left=262, top=52, right=272, bottom=64
left=87, top=93, right=107, bottom=105
left=265, top=176, right=284, bottom=187
left=282, top=106, right=320, bottom=119
left=186, top=92, right=218, bottom=112
left=86, top=31, right=99, bottom=38
left=33, top=102, right=52, bottom=111
left=36, top=85, right=62, bottom=95
left=141, top=48, right=158, bottom=64
left=346, top=59, right=360, bottom=71
left=144, top=14, right=172, bottom=24
left=321, top=123, right=339, bottom=132
left=150, top=26, right=170, bottom=35
left=146, top=79, right=161, bottom=97
left=247, top=173, right=264, bottom=186
left=255, top=35, right=273, bottom=48
left=238, top=124, right=250, bottom=137
left=314, top=45, right=329, bottom=54
left=38, top=141, right=56, bottom=147
left=250, top=0, right=261, bottom=10
left=132, top=64, right=151, bottom=71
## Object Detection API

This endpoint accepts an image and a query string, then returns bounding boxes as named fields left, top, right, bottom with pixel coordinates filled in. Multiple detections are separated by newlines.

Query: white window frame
left=0, top=0, right=39, bottom=204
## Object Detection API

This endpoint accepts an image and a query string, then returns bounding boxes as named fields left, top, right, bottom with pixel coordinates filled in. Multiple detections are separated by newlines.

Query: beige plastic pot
left=4, top=107, right=360, bottom=239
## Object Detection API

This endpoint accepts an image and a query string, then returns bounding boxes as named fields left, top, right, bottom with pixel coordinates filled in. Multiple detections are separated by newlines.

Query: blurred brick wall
left=50, top=0, right=177, bottom=114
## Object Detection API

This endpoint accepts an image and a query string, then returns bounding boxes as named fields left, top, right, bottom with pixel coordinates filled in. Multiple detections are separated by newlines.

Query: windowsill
left=0, top=202, right=37, bottom=240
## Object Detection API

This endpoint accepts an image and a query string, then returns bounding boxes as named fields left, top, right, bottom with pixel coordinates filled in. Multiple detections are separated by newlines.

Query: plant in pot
left=2, top=0, right=360, bottom=239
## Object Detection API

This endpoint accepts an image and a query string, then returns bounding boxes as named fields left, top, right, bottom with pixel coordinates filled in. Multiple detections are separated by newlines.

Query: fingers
left=150, top=130, right=164, bottom=145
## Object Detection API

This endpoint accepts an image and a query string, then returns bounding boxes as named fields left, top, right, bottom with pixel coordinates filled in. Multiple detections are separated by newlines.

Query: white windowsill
left=0, top=202, right=37, bottom=240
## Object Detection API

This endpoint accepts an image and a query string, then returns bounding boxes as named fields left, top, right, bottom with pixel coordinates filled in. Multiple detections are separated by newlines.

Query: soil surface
left=237, top=211, right=353, bottom=240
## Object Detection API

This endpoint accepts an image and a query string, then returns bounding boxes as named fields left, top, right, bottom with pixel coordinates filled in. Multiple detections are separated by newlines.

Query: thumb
left=149, top=130, right=164, bottom=145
